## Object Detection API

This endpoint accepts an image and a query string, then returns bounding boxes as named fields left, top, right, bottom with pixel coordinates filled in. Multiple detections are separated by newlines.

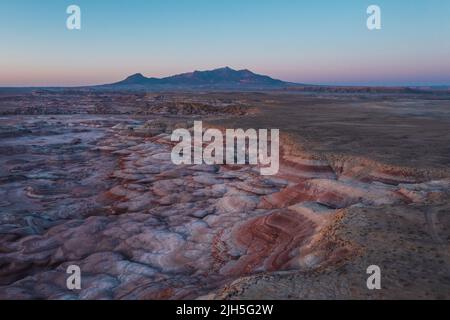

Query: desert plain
left=0, top=89, right=449, bottom=299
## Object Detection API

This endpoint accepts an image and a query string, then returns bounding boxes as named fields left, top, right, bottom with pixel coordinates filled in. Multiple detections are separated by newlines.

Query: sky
left=0, top=0, right=450, bottom=87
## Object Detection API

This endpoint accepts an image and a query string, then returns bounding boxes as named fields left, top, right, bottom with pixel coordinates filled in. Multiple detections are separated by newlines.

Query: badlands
left=0, top=90, right=449, bottom=299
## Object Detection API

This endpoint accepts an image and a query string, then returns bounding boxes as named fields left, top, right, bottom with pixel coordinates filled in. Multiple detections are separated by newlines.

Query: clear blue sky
left=1, top=0, right=449, bottom=86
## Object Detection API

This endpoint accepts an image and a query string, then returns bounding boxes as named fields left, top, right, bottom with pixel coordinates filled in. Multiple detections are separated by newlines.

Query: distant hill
left=101, top=67, right=294, bottom=90
left=282, top=85, right=429, bottom=94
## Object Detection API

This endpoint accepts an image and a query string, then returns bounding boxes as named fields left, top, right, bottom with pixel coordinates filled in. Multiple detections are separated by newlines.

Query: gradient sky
left=1, top=0, right=450, bottom=86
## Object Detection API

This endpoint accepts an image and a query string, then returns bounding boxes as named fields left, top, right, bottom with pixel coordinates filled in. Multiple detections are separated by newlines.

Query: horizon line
left=0, top=67, right=449, bottom=89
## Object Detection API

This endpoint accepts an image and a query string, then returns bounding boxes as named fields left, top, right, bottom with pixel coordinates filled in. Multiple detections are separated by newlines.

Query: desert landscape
left=0, top=86, right=449, bottom=299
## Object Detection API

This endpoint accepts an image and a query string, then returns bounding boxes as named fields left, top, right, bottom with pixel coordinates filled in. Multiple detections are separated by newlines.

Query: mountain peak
left=126, top=73, right=146, bottom=80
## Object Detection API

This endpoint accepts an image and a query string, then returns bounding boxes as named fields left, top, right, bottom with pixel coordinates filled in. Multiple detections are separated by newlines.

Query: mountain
left=103, top=67, right=293, bottom=90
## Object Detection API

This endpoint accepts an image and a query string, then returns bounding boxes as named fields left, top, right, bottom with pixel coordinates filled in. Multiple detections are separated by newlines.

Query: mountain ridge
left=103, top=67, right=295, bottom=90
